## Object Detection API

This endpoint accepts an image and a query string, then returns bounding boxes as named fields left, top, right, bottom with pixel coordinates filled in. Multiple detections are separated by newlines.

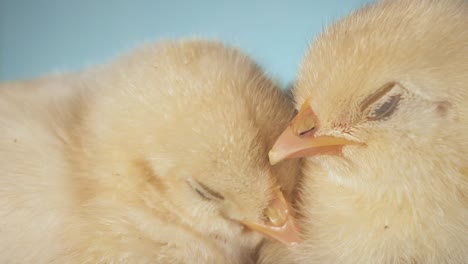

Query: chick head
left=269, top=0, right=468, bottom=192
left=90, top=40, right=301, bottom=249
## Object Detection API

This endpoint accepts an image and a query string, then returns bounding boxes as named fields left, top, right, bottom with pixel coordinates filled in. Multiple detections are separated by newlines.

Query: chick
left=0, top=40, right=301, bottom=263
left=264, top=0, right=468, bottom=263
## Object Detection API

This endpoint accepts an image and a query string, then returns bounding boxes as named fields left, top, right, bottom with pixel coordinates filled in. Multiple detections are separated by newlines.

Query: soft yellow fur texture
left=260, top=0, right=468, bottom=263
left=0, top=40, right=299, bottom=263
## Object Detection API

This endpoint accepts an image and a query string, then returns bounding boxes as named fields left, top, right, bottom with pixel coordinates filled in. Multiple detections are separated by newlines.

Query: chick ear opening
left=435, top=100, right=456, bottom=121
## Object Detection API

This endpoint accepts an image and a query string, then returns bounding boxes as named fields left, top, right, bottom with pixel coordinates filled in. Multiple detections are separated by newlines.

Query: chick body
left=261, top=0, right=468, bottom=263
left=0, top=40, right=300, bottom=263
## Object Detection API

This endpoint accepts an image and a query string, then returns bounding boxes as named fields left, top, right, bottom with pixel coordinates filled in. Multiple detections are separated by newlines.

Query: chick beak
left=241, top=187, right=302, bottom=246
left=269, top=100, right=361, bottom=165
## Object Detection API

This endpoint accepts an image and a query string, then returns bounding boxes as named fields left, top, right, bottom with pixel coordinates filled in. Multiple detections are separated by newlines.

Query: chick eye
left=186, top=178, right=224, bottom=201
left=360, top=82, right=401, bottom=121
left=367, top=94, right=401, bottom=121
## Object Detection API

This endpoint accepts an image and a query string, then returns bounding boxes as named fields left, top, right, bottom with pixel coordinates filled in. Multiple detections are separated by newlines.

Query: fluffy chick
left=0, top=40, right=301, bottom=263
left=264, top=0, right=468, bottom=263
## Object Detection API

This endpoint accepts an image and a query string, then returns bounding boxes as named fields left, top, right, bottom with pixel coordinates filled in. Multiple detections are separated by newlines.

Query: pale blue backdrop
left=0, top=0, right=372, bottom=85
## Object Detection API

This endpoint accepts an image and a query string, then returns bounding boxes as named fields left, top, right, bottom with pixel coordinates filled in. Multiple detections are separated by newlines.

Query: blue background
left=0, top=0, right=372, bottom=86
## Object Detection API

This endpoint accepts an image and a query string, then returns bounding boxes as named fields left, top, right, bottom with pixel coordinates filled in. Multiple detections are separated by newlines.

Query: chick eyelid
left=368, top=94, right=401, bottom=121
left=194, top=187, right=212, bottom=201
left=360, top=82, right=396, bottom=113
left=360, top=82, right=401, bottom=121
left=187, top=178, right=225, bottom=201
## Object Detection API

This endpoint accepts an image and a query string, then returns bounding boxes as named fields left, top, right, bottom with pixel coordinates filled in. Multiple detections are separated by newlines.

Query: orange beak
left=269, top=100, right=361, bottom=165
left=241, top=187, right=302, bottom=246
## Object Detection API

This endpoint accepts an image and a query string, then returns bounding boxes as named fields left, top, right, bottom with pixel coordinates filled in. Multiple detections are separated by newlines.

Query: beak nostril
left=240, top=187, right=302, bottom=245
left=298, top=127, right=315, bottom=136
left=292, top=118, right=316, bottom=137
left=264, top=206, right=287, bottom=227
left=291, top=99, right=318, bottom=137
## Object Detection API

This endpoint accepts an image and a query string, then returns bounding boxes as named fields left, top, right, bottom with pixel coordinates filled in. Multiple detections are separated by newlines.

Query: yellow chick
left=0, top=40, right=301, bottom=263
left=264, top=0, right=468, bottom=263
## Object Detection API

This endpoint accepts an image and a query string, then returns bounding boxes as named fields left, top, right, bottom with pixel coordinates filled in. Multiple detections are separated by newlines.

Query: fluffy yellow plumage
left=0, top=40, right=301, bottom=263
left=263, top=0, right=468, bottom=263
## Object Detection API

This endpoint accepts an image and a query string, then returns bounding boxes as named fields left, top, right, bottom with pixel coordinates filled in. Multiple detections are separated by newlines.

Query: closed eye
left=368, top=94, right=401, bottom=121
left=186, top=178, right=225, bottom=201
left=360, top=82, right=402, bottom=121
